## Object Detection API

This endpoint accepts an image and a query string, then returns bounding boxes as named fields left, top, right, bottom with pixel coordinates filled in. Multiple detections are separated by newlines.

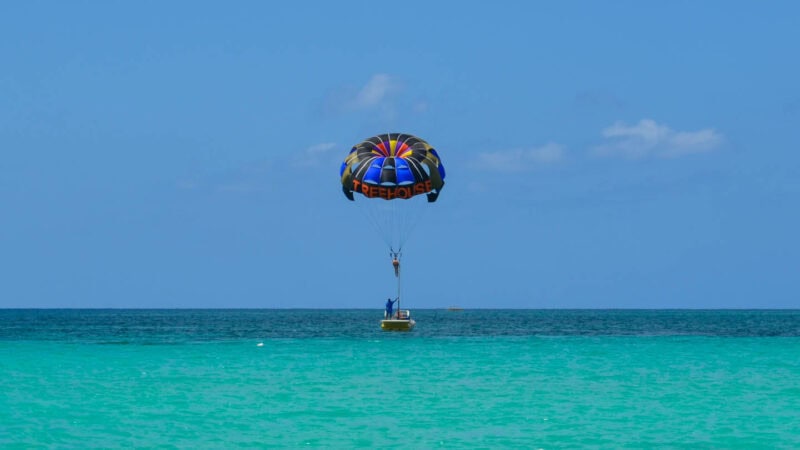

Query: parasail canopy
left=340, top=133, right=446, bottom=203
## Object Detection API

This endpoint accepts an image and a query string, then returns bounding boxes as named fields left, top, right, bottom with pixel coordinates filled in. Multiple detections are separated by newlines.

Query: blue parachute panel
left=363, top=157, right=385, bottom=184
left=395, top=159, right=415, bottom=185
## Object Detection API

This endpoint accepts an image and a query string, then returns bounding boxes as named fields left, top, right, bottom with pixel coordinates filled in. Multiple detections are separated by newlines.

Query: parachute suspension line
left=354, top=189, right=434, bottom=253
left=394, top=198, right=405, bottom=250
left=383, top=195, right=430, bottom=252
left=352, top=196, right=428, bottom=256
left=398, top=198, right=410, bottom=249
left=397, top=198, right=431, bottom=251
left=355, top=197, right=393, bottom=249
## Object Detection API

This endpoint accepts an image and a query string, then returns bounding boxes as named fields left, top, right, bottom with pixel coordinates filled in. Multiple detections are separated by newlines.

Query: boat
left=381, top=309, right=415, bottom=331
left=447, top=306, right=463, bottom=311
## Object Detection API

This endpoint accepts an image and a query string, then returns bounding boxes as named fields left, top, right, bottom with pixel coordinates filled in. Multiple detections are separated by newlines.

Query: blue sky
left=2, top=1, right=798, bottom=308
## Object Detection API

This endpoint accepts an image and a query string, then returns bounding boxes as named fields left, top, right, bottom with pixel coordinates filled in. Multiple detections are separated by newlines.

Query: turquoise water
left=2, top=310, right=799, bottom=448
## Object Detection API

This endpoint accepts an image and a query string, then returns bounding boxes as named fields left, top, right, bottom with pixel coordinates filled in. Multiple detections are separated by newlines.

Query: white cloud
left=292, top=142, right=339, bottom=168
left=215, top=160, right=271, bottom=193
left=592, top=119, right=723, bottom=159
left=176, top=160, right=272, bottom=195
left=413, top=100, right=429, bottom=114
left=321, top=74, right=431, bottom=123
left=475, top=142, right=564, bottom=172
left=351, top=74, right=397, bottom=110
left=323, top=74, right=412, bottom=119
left=305, top=142, right=337, bottom=155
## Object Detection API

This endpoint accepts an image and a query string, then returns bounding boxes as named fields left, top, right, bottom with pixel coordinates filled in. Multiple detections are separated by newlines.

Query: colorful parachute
left=339, top=133, right=446, bottom=251
left=340, top=133, right=446, bottom=203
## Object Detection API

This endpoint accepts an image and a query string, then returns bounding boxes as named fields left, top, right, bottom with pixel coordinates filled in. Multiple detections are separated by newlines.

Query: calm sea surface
left=1, top=309, right=799, bottom=448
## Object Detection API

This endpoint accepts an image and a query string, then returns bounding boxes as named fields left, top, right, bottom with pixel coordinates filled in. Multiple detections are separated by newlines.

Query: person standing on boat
left=385, top=297, right=398, bottom=319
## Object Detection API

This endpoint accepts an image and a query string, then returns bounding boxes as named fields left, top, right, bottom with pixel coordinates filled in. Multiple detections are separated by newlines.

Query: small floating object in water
left=257, top=342, right=264, bottom=347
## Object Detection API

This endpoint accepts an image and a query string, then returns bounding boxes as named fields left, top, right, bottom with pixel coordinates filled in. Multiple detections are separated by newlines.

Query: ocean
left=1, top=309, right=799, bottom=448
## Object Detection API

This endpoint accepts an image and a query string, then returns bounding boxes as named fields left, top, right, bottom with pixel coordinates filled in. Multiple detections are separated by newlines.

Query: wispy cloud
left=306, top=142, right=337, bottom=155
left=292, top=142, right=339, bottom=168
left=412, top=100, right=429, bottom=114
left=177, top=160, right=272, bottom=194
left=321, top=74, right=432, bottom=124
left=592, top=119, right=723, bottom=159
left=213, top=161, right=272, bottom=194
left=474, top=142, right=565, bottom=172
left=350, top=74, right=396, bottom=110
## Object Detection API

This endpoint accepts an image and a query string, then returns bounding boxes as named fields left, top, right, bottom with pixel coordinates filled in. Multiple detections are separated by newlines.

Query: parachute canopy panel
left=340, top=133, right=446, bottom=202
